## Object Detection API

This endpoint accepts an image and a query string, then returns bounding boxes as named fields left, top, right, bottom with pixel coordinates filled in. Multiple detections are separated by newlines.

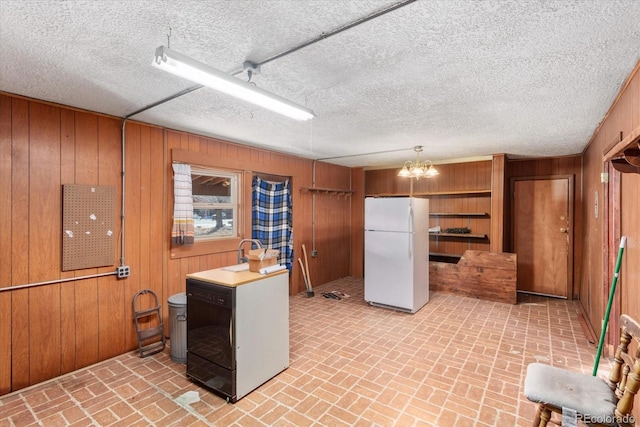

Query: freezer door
left=364, top=230, right=414, bottom=310
left=365, top=197, right=411, bottom=232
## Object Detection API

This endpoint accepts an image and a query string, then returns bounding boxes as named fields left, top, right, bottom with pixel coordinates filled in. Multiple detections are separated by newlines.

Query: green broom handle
left=592, top=236, right=626, bottom=376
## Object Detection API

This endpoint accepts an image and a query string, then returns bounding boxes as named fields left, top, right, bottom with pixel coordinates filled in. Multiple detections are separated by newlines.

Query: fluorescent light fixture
left=152, top=46, right=315, bottom=121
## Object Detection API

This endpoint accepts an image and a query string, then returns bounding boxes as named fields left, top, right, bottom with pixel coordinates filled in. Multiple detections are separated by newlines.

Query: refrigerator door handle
left=408, top=205, right=413, bottom=258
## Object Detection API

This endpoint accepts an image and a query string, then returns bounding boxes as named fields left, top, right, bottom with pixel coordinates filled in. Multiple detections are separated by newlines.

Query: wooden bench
left=429, top=250, right=517, bottom=304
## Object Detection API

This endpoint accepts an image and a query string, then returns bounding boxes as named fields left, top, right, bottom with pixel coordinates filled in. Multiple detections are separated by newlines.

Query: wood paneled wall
left=350, top=168, right=365, bottom=278
left=363, top=167, right=411, bottom=196
left=0, top=93, right=357, bottom=395
left=581, top=59, right=640, bottom=364
left=0, top=96, right=130, bottom=394
left=506, top=155, right=583, bottom=298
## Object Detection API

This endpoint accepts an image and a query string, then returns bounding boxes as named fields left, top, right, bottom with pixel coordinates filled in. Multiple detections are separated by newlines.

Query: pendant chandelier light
left=397, top=146, right=439, bottom=179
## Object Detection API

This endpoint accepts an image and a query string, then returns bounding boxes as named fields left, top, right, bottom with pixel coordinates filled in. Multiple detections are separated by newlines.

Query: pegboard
left=62, top=185, right=115, bottom=271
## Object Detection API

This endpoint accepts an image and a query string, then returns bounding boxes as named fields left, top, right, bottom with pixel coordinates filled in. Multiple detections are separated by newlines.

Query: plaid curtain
left=171, top=163, right=194, bottom=246
left=252, top=176, right=293, bottom=271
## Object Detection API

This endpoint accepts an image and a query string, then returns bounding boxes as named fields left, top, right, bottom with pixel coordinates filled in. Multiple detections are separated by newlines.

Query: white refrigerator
left=364, top=197, right=429, bottom=313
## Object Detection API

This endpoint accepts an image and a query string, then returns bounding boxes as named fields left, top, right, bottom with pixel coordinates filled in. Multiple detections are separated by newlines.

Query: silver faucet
left=237, top=239, right=263, bottom=264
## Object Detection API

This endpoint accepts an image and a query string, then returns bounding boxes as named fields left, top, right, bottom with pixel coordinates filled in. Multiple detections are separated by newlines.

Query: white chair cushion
left=524, top=363, right=617, bottom=425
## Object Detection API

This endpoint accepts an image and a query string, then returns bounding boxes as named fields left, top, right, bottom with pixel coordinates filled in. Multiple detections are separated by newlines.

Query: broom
left=298, top=256, right=314, bottom=298
left=592, top=236, right=626, bottom=376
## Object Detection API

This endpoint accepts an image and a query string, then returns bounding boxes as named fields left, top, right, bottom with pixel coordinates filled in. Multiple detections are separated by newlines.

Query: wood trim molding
left=491, top=154, right=506, bottom=252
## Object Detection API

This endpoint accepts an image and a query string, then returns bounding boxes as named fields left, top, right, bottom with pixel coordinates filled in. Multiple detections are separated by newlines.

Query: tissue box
left=247, top=248, right=280, bottom=272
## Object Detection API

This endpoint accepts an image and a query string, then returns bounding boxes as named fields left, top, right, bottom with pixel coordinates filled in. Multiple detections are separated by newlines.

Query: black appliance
left=186, top=278, right=236, bottom=401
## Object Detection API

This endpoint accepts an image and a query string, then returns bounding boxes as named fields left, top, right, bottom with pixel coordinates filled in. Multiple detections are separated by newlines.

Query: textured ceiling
left=1, top=0, right=639, bottom=168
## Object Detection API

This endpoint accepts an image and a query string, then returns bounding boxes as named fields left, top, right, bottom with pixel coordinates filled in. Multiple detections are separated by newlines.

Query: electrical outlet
left=116, top=265, right=130, bottom=278
left=311, top=250, right=318, bottom=258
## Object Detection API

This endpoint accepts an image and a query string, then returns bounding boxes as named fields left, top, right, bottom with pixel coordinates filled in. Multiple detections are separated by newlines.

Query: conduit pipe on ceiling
left=225, top=0, right=419, bottom=75
left=125, top=0, right=418, bottom=123
left=120, top=1, right=417, bottom=263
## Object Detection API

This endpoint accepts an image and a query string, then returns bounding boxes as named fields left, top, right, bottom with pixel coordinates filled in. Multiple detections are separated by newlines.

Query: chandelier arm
left=398, top=145, right=438, bottom=179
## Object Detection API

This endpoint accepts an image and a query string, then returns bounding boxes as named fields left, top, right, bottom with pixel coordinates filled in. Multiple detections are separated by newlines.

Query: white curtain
left=171, top=163, right=194, bottom=246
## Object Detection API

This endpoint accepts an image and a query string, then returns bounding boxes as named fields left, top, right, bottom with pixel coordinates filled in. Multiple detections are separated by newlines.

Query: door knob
left=560, top=228, right=569, bottom=233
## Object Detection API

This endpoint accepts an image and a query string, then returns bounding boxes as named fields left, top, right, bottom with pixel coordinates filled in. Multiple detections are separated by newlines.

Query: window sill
left=170, top=237, right=242, bottom=259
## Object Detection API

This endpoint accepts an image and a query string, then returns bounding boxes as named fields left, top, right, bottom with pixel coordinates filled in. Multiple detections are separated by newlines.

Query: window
left=191, top=166, right=240, bottom=241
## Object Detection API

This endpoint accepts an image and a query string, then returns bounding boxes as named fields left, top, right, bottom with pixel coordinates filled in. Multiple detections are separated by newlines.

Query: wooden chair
left=524, top=314, right=640, bottom=426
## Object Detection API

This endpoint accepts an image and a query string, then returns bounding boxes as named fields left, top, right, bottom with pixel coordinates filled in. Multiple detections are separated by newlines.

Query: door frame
left=603, top=161, right=621, bottom=355
left=510, top=175, right=574, bottom=299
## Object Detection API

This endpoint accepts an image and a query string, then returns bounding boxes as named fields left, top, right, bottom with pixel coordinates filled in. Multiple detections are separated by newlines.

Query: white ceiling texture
left=1, top=0, right=639, bottom=168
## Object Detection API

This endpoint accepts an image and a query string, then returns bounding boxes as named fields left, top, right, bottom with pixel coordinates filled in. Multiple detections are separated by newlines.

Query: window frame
left=170, top=149, right=248, bottom=260
left=191, top=166, right=239, bottom=242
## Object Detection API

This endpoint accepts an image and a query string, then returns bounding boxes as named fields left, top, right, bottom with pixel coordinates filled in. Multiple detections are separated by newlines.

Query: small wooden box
left=247, top=249, right=280, bottom=272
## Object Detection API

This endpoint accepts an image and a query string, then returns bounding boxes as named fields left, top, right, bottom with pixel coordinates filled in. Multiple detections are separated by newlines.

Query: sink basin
left=222, top=264, right=250, bottom=272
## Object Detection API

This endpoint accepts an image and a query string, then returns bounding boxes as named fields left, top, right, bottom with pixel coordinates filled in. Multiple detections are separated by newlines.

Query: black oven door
left=186, top=280, right=235, bottom=370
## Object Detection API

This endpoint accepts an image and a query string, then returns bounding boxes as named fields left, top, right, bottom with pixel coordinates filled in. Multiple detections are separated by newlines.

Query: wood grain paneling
left=166, top=133, right=353, bottom=299
left=620, top=173, right=640, bottom=324
left=11, top=97, right=30, bottom=390
left=97, top=116, right=124, bottom=360
left=28, top=102, right=61, bottom=384
left=59, top=108, right=77, bottom=375
left=581, top=58, right=639, bottom=407
left=0, top=94, right=358, bottom=394
left=364, top=168, right=411, bottom=195
left=350, top=168, right=365, bottom=278
left=0, top=95, right=12, bottom=394
left=491, top=154, right=506, bottom=252
left=430, top=251, right=517, bottom=304
left=73, top=112, right=100, bottom=369
left=583, top=61, right=640, bottom=421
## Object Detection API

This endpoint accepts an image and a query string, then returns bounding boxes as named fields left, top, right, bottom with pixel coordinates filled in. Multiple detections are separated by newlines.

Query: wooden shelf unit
left=428, top=192, right=491, bottom=258
left=364, top=158, right=501, bottom=254
left=429, top=212, right=488, bottom=217
left=414, top=189, right=491, bottom=197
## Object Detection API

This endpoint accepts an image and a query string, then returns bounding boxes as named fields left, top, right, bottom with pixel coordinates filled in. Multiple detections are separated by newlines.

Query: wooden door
left=512, top=176, right=573, bottom=298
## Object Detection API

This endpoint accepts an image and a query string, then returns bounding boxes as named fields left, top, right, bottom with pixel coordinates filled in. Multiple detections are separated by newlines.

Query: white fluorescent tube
left=152, top=46, right=316, bottom=121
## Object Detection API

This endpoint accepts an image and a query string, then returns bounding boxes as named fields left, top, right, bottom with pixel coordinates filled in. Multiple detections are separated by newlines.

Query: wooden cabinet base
left=429, top=250, right=517, bottom=304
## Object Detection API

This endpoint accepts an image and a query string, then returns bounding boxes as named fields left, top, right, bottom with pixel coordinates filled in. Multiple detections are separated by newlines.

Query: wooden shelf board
left=429, top=232, right=487, bottom=239
left=364, top=193, right=409, bottom=197
left=429, top=212, right=488, bottom=217
left=430, top=252, right=462, bottom=258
